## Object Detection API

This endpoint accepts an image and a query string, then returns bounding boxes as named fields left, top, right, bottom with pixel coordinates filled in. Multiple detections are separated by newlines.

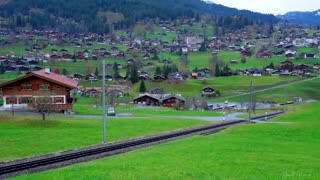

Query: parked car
left=107, top=106, right=116, bottom=116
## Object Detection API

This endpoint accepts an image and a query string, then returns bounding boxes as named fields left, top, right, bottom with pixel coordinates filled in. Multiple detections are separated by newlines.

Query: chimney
left=44, top=67, right=50, bottom=73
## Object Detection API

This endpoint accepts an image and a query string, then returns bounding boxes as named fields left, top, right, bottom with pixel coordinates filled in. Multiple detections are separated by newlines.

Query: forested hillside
left=0, top=0, right=278, bottom=33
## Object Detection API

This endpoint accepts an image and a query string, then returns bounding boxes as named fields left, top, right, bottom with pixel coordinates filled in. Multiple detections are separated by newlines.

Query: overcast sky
left=209, top=0, right=320, bottom=15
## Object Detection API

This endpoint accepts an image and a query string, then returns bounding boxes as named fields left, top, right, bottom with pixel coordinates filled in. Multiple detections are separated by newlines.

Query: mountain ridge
left=278, top=9, right=320, bottom=25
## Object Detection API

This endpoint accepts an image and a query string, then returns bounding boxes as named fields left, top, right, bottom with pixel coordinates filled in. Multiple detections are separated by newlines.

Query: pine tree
left=269, top=62, right=274, bottom=69
left=126, top=65, right=131, bottom=77
left=155, top=66, right=162, bottom=75
left=0, top=63, right=5, bottom=74
left=139, top=80, right=146, bottom=93
left=170, top=64, right=178, bottom=72
left=222, top=65, right=231, bottom=76
left=152, top=53, right=159, bottom=60
left=199, top=42, right=207, bottom=52
left=130, top=65, right=139, bottom=84
left=215, top=64, right=220, bottom=77
left=178, top=48, right=182, bottom=56
left=289, top=64, right=295, bottom=72
left=163, top=65, right=170, bottom=79
left=193, top=67, right=198, bottom=72
left=62, top=68, right=69, bottom=75
left=241, top=56, right=247, bottom=64
left=113, top=62, right=119, bottom=78
left=94, top=67, right=99, bottom=76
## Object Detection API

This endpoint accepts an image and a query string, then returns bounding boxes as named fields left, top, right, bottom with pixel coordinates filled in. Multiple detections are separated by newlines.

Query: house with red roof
left=0, top=69, right=78, bottom=112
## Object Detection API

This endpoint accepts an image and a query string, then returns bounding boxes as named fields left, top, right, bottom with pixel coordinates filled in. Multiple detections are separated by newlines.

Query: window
left=21, top=84, right=32, bottom=90
left=7, top=98, right=17, bottom=104
left=39, top=84, right=50, bottom=90
left=55, top=97, right=64, bottom=103
left=21, top=97, right=33, bottom=104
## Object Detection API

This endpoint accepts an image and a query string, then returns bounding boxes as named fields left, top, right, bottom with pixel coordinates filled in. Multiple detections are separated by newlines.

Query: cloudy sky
left=209, top=0, right=320, bottom=15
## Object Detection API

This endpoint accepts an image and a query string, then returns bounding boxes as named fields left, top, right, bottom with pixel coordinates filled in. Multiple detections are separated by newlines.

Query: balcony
left=50, top=104, right=73, bottom=111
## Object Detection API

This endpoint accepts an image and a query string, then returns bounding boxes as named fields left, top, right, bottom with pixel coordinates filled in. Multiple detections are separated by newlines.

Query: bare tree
left=95, top=94, right=101, bottom=108
left=179, top=54, right=189, bottom=73
left=184, top=95, right=208, bottom=111
left=240, top=94, right=245, bottom=112
left=201, top=99, right=209, bottom=110
left=34, top=91, right=52, bottom=121
left=9, top=88, right=17, bottom=116
left=252, top=96, right=257, bottom=114
left=86, top=63, right=93, bottom=74
left=209, top=55, right=217, bottom=77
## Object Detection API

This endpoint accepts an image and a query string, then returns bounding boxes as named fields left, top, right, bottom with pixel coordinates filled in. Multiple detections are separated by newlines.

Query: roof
left=0, top=70, right=78, bottom=89
left=161, top=94, right=186, bottom=102
left=107, top=87, right=125, bottom=93
left=85, top=87, right=102, bottom=93
left=133, top=93, right=185, bottom=102
left=133, top=93, right=162, bottom=101
left=202, top=86, right=215, bottom=90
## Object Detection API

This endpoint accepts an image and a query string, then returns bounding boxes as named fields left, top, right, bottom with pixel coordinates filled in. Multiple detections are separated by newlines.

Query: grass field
left=72, top=94, right=222, bottom=116
left=218, top=50, right=320, bottom=70
left=16, top=102, right=320, bottom=179
left=72, top=76, right=303, bottom=115
left=0, top=72, right=22, bottom=83
left=0, top=115, right=209, bottom=162
left=218, top=78, right=320, bottom=103
left=0, top=43, right=28, bottom=55
left=74, top=101, right=222, bottom=116
left=135, top=76, right=303, bottom=98
left=45, top=58, right=128, bottom=75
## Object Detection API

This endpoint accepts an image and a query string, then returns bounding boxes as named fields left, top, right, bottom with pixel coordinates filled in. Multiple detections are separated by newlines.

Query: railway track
left=0, top=111, right=285, bottom=179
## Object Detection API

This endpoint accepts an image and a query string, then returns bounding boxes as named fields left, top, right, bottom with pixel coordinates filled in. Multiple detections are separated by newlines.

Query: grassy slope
left=0, top=72, right=23, bottom=83
left=218, top=50, right=320, bottom=70
left=73, top=76, right=303, bottom=115
left=218, top=78, right=320, bottom=103
left=0, top=115, right=209, bottom=161
left=137, top=76, right=302, bottom=97
left=17, top=102, right=320, bottom=179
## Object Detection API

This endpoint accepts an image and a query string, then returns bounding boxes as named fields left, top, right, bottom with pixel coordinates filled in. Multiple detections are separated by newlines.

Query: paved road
left=0, top=111, right=246, bottom=122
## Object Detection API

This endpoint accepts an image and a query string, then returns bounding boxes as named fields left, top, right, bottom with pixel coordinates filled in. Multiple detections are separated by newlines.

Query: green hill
left=0, top=0, right=278, bottom=33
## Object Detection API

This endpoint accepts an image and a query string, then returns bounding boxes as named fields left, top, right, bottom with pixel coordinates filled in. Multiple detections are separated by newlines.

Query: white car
left=107, top=107, right=116, bottom=116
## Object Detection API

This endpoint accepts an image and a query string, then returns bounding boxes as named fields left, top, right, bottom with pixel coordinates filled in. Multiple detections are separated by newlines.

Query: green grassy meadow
left=74, top=103, right=222, bottom=117
left=137, top=76, right=303, bottom=98
left=0, top=72, right=23, bottom=83
left=219, top=78, right=320, bottom=103
left=73, top=76, right=303, bottom=115
left=0, top=115, right=209, bottom=162
left=16, top=102, right=320, bottom=179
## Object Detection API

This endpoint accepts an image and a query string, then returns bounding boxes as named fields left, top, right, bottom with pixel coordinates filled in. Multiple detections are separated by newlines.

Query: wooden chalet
left=313, top=64, right=320, bottom=69
left=84, top=87, right=102, bottom=97
left=162, top=94, right=185, bottom=107
left=202, top=86, right=215, bottom=96
left=0, top=69, right=78, bottom=112
left=153, top=75, right=165, bottom=81
left=132, top=93, right=185, bottom=107
left=107, top=87, right=125, bottom=97
left=133, top=93, right=162, bottom=106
